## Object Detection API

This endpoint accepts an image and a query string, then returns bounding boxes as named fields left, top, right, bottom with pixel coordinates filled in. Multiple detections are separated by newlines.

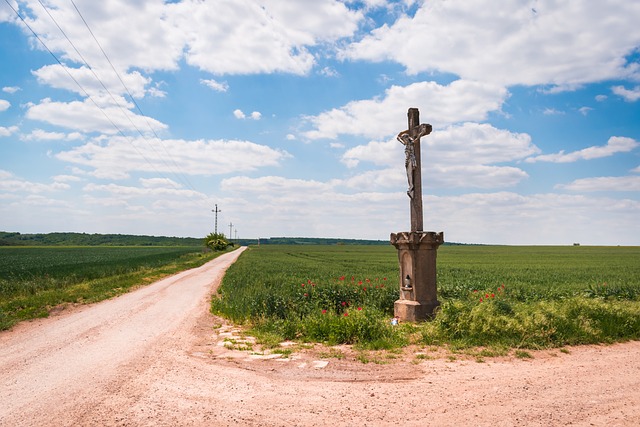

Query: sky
left=0, top=0, right=639, bottom=245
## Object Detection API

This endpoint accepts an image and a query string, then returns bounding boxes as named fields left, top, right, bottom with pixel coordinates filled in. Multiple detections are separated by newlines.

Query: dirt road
left=2, top=247, right=640, bottom=426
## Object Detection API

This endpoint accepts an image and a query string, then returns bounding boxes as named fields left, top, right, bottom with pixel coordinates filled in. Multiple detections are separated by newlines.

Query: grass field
left=212, top=245, right=640, bottom=351
left=0, top=246, right=220, bottom=330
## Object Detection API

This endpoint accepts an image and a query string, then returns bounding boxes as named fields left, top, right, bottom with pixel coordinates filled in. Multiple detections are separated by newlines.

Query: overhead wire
left=67, top=0, right=198, bottom=192
left=5, top=0, right=198, bottom=193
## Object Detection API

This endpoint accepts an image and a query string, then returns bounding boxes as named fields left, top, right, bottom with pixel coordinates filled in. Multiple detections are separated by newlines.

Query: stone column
left=390, top=231, right=444, bottom=321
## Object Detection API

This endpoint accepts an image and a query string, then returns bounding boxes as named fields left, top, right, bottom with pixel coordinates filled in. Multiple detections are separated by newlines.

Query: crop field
left=0, top=246, right=216, bottom=329
left=213, top=245, right=640, bottom=350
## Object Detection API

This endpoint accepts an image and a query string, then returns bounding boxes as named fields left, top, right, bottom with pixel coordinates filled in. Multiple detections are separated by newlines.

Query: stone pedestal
left=390, top=231, right=444, bottom=321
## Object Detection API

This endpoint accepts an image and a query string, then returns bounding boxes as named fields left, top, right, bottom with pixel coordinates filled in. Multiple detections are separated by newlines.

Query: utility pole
left=212, top=204, right=221, bottom=234
left=228, top=222, right=233, bottom=240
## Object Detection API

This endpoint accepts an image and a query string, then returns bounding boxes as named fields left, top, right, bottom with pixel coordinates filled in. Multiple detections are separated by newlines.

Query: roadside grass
left=0, top=246, right=231, bottom=330
left=212, top=245, right=640, bottom=354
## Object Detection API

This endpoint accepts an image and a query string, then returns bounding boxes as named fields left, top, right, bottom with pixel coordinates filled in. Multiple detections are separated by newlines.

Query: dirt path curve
left=2, top=246, right=640, bottom=426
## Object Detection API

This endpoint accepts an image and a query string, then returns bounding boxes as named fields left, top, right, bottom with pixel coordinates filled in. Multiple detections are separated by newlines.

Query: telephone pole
left=228, top=222, right=233, bottom=240
left=212, top=204, right=221, bottom=234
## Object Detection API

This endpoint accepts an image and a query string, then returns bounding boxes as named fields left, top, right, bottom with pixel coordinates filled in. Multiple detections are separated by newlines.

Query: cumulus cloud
left=0, top=126, right=19, bottom=137
left=526, top=136, right=639, bottom=163
left=200, top=79, right=229, bottom=92
left=612, top=85, right=640, bottom=102
left=342, top=122, right=537, bottom=189
left=556, top=176, right=640, bottom=192
left=55, top=136, right=291, bottom=179
left=304, top=80, right=508, bottom=140
left=340, top=0, right=640, bottom=87
left=234, top=109, right=261, bottom=120
left=21, top=129, right=84, bottom=142
left=25, top=97, right=167, bottom=134
left=0, top=169, right=69, bottom=193
left=2, top=86, right=20, bottom=94
left=0, top=99, right=10, bottom=111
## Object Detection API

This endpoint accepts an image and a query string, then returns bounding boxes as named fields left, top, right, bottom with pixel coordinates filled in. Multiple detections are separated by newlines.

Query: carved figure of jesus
left=397, top=123, right=431, bottom=199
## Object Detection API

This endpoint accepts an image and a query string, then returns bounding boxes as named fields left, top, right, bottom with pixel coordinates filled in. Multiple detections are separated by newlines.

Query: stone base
left=394, top=299, right=440, bottom=322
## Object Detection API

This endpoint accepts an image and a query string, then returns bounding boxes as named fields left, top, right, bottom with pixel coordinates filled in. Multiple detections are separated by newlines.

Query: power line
left=4, top=0, right=180, bottom=184
left=67, top=0, right=197, bottom=192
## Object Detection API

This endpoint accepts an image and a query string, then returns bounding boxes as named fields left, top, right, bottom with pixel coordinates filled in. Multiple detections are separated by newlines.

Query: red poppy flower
left=322, top=309, right=327, bottom=314
left=357, top=307, right=362, bottom=311
left=344, top=312, right=349, bottom=316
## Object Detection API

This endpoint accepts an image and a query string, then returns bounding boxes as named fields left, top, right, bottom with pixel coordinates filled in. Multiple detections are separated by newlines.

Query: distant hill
left=0, top=232, right=203, bottom=246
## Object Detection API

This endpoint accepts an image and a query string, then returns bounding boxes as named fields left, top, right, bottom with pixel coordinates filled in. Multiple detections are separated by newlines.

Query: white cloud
left=304, top=80, right=508, bottom=140
left=139, top=177, right=182, bottom=189
left=342, top=123, right=537, bottom=188
left=596, top=94, right=608, bottom=102
left=216, top=175, right=639, bottom=245
left=286, top=134, right=296, bottom=141
left=340, top=0, right=640, bottom=87
left=234, top=109, right=262, bottom=120
left=200, top=79, right=229, bottom=92
left=556, top=176, right=640, bottom=192
left=170, top=0, right=362, bottom=75
left=53, top=174, right=83, bottom=183
left=0, top=126, right=19, bottom=137
left=2, top=86, right=20, bottom=94
left=0, top=169, right=69, bottom=193
left=21, top=129, right=85, bottom=142
left=0, top=99, right=10, bottom=112
left=55, top=136, right=291, bottom=179
left=612, top=85, right=640, bottom=102
left=25, top=97, right=167, bottom=134
left=526, top=136, right=639, bottom=163
left=32, top=64, right=151, bottom=99
left=578, top=107, right=593, bottom=116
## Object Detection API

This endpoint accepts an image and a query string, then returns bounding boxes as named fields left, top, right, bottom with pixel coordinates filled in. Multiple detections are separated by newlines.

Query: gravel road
left=2, top=246, right=640, bottom=426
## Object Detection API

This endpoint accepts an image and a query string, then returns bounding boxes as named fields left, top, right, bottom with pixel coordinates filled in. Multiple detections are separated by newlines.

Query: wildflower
left=491, top=293, right=495, bottom=298
left=473, top=290, right=478, bottom=293
left=304, top=293, right=308, bottom=297
left=479, top=297, right=484, bottom=302
left=383, top=277, right=387, bottom=281
left=301, top=283, right=305, bottom=287
left=362, top=287, right=367, bottom=291
left=341, top=301, right=347, bottom=306
left=322, top=309, right=327, bottom=314
left=339, top=276, right=345, bottom=281
left=357, top=307, right=362, bottom=311
left=344, top=312, right=349, bottom=317
left=358, top=281, right=363, bottom=285
left=485, top=293, right=490, bottom=298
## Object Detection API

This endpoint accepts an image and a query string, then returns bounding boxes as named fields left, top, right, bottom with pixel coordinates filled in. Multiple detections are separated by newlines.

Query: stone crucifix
left=396, top=108, right=432, bottom=232
left=390, top=107, right=443, bottom=322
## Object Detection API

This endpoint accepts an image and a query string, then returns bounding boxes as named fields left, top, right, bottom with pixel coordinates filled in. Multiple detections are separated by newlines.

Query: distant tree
left=204, top=232, right=232, bottom=251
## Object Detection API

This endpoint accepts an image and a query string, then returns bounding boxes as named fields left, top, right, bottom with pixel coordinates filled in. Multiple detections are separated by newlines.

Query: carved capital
left=390, top=231, right=444, bottom=249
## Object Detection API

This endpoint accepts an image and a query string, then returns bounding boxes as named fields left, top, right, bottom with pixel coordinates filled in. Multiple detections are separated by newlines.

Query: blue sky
left=1, top=0, right=639, bottom=245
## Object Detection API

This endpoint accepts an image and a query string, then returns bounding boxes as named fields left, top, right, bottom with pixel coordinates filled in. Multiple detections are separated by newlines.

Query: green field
left=0, top=246, right=219, bottom=329
left=213, top=245, right=640, bottom=350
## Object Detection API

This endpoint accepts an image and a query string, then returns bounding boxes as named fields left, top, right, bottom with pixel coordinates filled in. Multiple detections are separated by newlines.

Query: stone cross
left=391, top=108, right=442, bottom=322
left=396, top=108, right=432, bottom=232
